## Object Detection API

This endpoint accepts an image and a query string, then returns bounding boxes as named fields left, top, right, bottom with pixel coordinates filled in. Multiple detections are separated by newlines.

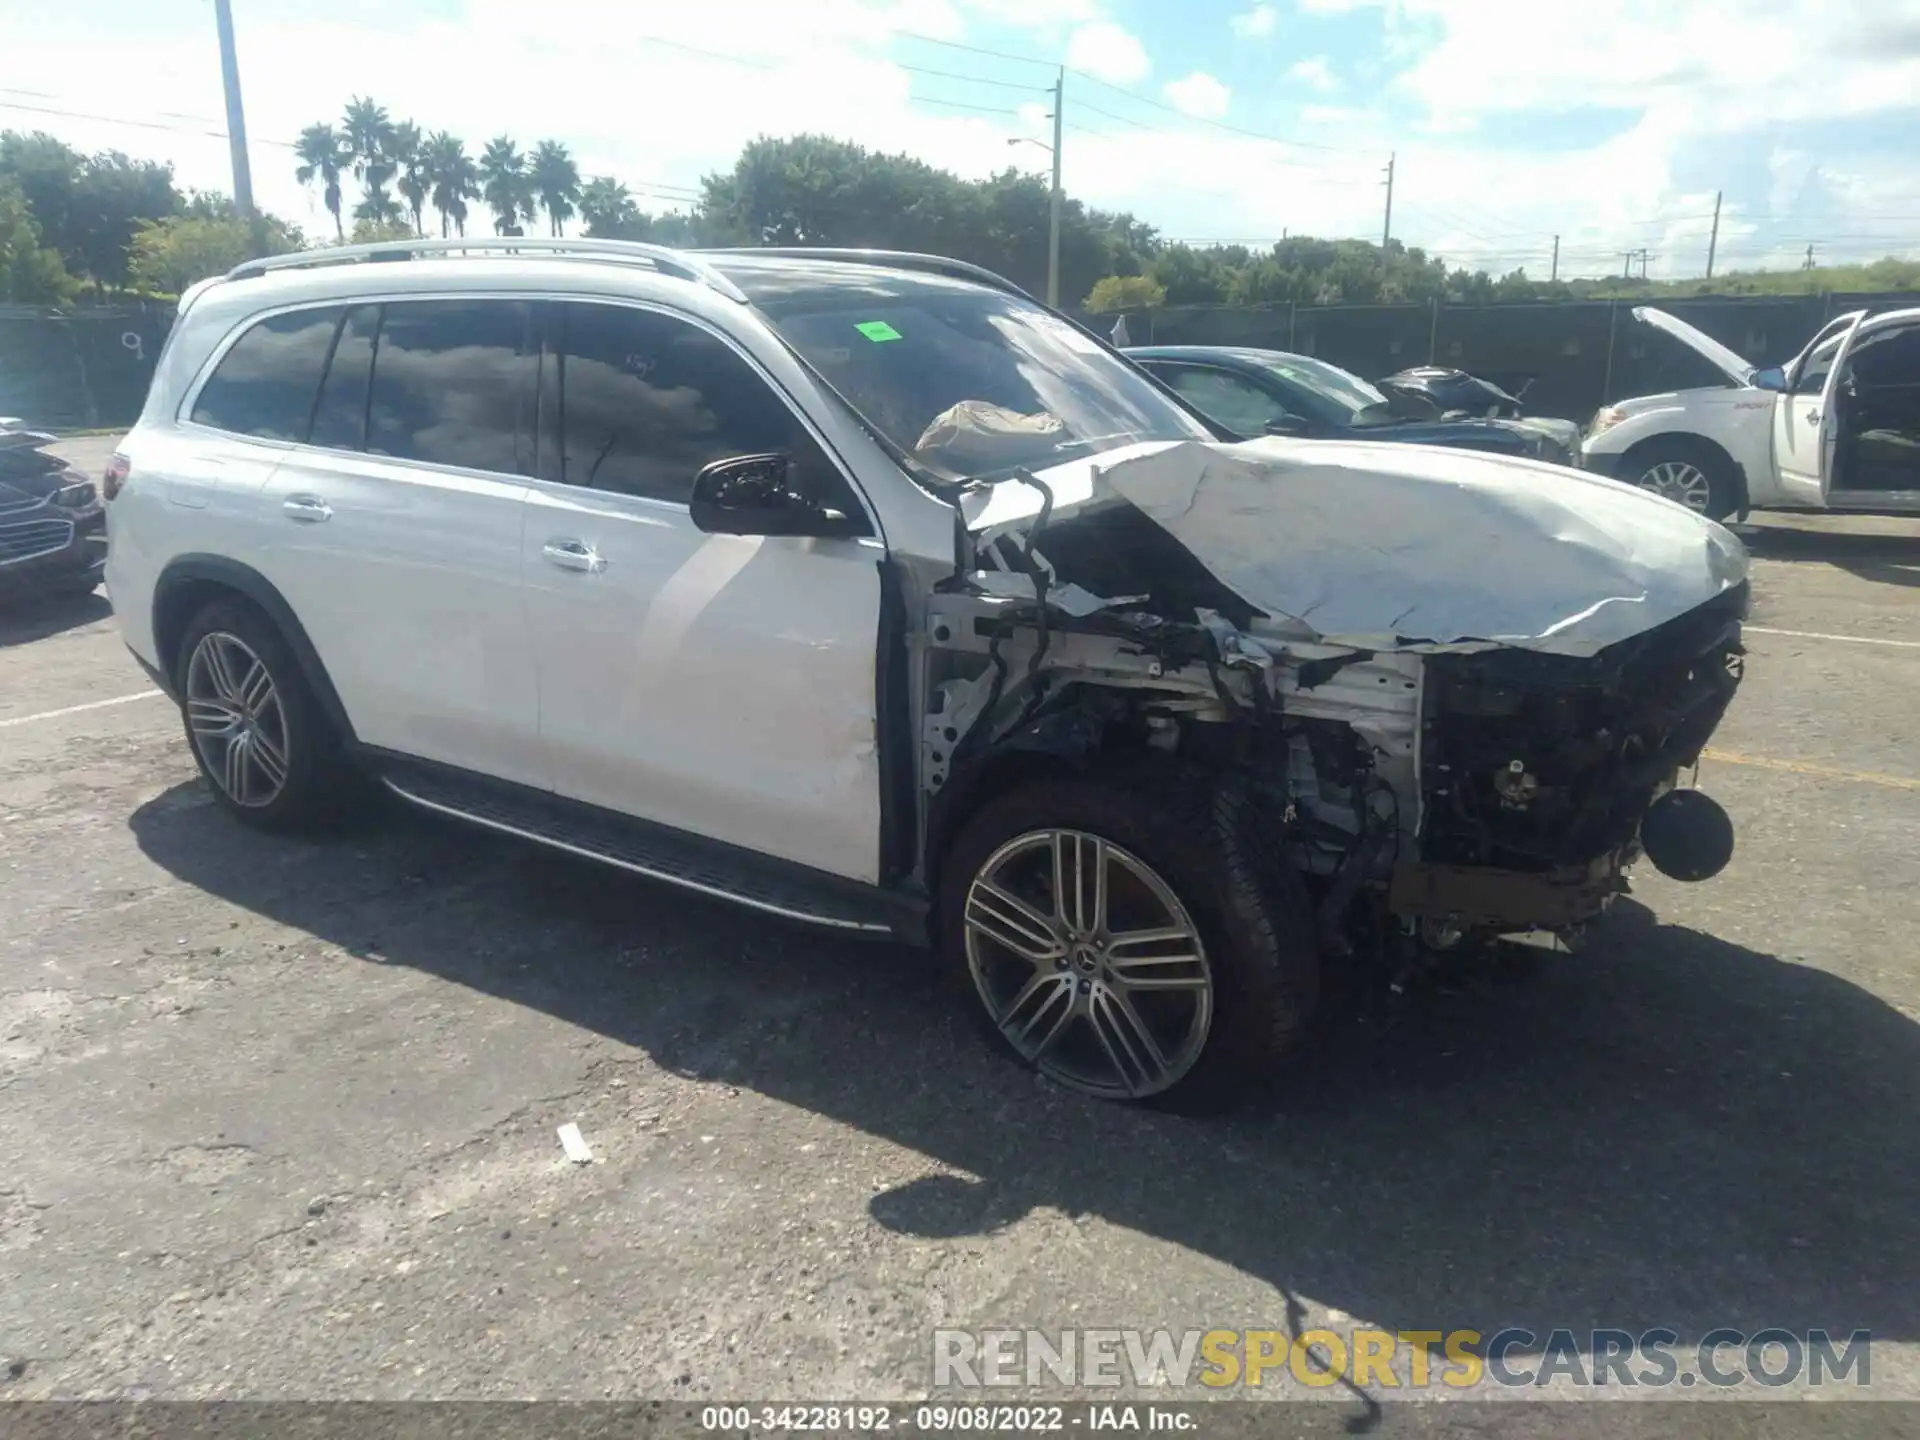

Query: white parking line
left=0, top=690, right=165, bottom=729
left=1745, top=626, right=1920, bottom=650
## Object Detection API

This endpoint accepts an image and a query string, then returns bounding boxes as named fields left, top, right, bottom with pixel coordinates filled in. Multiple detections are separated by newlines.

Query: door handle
left=1806, top=411, right=1821, bottom=423
left=282, top=494, right=332, bottom=523
left=542, top=538, right=606, bottom=573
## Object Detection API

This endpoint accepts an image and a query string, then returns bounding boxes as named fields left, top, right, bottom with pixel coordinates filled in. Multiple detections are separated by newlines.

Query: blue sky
left=8, top=0, right=1920, bottom=283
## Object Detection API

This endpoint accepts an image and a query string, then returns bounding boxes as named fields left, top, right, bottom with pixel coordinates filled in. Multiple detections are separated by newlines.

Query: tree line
left=5, top=108, right=1916, bottom=309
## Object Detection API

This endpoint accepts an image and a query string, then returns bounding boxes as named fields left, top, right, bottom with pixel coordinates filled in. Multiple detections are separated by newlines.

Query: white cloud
left=6, top=0, right=1920, bottom=288
left=1162, top=72, right=1232, bottom=120
left=1285, top=56, right=1339, bottom=92
left=1229, top=3, right=1278, bottom=38
left=1296, top=0, right=1377, bottom=10
left=958, top=0, right=1101, bottom=27
left=1065, top=21, right=1151, bottom=84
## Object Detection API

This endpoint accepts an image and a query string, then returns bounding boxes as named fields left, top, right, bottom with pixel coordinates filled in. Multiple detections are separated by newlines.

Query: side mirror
left=1262, top=414, right=1312, bottom=437
left=1752, top=366, right=1788, bottom=393
left=688, top=453, right=866, bottom=539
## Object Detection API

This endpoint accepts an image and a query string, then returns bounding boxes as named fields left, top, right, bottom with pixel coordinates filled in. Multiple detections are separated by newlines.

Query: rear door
left=259, top=297, right=543, bottom=785
left=1772, top=312, right=1866, bottom=507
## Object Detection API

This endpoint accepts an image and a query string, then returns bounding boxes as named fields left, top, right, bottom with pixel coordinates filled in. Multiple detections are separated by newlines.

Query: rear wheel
left=938, top=767, right=1319, bottom=1110
left=174, top=597, right=360, bottom=832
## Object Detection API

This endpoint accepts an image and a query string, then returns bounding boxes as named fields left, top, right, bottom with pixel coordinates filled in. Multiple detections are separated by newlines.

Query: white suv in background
left=106, top=239, right=1751, bottom=1109
left=1582, top=305, right=1920, bottom=520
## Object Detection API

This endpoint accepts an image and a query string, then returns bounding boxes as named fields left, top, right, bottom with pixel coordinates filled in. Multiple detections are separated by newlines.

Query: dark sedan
left=1127, top=345, right=1579, bottom=466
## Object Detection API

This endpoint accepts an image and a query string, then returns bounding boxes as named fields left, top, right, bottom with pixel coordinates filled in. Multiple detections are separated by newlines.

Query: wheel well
left=1619, top=431, right=1749, bottom=510
left=150, top=558, right=357, bottom=742
left=153, top=577, right=245, bottom=683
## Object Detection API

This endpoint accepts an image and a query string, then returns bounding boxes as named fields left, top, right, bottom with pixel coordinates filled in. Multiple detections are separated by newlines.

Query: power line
left=0, top=98, right=296, bottom=149
left=898, top=64, right=1052, bottom=93
left=1071, top=69, right=1365, bottom=154
left=893, top=29, right=1060, bottom=70
left=912, top=95, right=1023, bottom=117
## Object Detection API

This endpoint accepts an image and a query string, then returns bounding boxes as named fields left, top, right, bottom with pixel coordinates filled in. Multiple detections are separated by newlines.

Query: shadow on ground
left=0, top=588, right=110, bottom=648
left=1735, top=525, right=1920, bottom=589
left=130, top=785, right=1918, bottom=1387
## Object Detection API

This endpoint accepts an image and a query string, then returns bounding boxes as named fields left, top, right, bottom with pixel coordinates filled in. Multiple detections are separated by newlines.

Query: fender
left=1584, top=393, right=1774, bottom=508
left=152, top=554, right=358, bottom=743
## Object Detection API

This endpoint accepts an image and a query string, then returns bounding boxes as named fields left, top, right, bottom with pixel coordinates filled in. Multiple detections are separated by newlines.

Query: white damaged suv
left=106, top=240, right=1751, bottom=1108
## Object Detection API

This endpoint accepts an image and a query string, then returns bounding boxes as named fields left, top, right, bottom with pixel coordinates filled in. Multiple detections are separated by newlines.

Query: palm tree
left=340, top=96, right=397, bottom=207
left=578, top=176, right=640, bottom=239
left=352, top=188, right=406, bottom=229
left=391, top=120, right=428, bottom=237
left=528, top=140, right=582, bottom=237
left=293, top=122, right=350, bottom=241
left=477, top=137, right=527, bottom=236
left=425, top=131, right=478, bottom=238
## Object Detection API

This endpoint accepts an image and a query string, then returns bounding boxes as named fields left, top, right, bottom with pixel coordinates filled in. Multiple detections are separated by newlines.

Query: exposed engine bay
left=914, top=437, right=1748, bottom=951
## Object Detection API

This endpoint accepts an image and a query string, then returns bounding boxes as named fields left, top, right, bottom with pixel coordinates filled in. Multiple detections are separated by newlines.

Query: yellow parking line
left=1703, top=748, right=1920, bottom=791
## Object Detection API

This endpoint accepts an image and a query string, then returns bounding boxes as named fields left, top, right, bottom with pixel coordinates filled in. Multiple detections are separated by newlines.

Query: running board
left=375, top=756, right=917, bottom=940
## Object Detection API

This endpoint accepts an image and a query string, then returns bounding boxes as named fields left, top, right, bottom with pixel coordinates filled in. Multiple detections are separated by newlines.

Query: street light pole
left=1048, top=68, right=1064, bottom=308
left=212, top=0, right=256, bottom=222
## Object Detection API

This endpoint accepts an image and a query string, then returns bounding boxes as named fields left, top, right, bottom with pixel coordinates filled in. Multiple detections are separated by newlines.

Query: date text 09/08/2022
left=700, top=1405, right=1194, bottom=1433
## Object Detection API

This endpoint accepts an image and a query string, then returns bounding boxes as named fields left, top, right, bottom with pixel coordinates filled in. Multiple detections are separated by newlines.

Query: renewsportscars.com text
left=932, top=1327, right=1873, bottom=1391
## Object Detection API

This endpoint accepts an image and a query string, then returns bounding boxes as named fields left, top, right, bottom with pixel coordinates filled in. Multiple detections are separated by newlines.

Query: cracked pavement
left=1, top=439, right=1917, bottom=1428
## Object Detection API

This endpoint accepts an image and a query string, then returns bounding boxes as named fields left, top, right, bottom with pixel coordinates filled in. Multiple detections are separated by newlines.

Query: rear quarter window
left=188, top=307, right=343, bottom=441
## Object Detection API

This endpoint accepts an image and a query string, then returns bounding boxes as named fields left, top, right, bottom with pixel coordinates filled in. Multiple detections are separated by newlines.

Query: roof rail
left=692, top=248, right=1034, bottom=302
left=223, top=237, right=750, bottom=303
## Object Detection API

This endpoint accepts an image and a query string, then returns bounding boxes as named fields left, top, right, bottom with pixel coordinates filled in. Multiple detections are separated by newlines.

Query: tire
left=1623, top=438, right=1741, bottom=521
left=173, top=596, right=361, bottom=833
left=937, top=763, right=1320, bottom=1112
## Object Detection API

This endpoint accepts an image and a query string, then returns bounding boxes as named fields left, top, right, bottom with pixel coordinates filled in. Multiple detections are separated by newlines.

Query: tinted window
left=1155, top=366, right=1292, bottom=436
left=1848, top=325, right=1920, bottom=387
left=556, top=302, right=849, bottom=509
left=366, top=300, right=535, bottom=473
left=308, top=304, right=379, bottom=451
left=189, top=307, right=342, bottom=441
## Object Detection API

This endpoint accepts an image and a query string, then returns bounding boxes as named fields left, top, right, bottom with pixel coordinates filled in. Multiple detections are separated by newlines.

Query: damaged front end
left=917, top=438, right=1749, bottom=955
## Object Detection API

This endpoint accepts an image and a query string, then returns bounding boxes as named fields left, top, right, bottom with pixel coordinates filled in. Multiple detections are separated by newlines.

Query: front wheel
left=938, top=768, right=1320, bottom=1110
left=1624, top=439, right=1740, bottom=521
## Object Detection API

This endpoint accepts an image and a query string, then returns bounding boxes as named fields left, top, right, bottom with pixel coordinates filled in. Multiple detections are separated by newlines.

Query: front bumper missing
left=1388, top=850, right=1626, bottom=932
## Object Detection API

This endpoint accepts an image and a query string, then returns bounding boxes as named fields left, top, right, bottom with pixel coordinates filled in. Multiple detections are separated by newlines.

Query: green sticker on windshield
left=855, top=320, right=903, bottom=342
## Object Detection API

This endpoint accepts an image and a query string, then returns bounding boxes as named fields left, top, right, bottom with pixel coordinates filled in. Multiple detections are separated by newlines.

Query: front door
left=521, top=299, right=885, bottom=884
left=1773, top=312, right=1866, bottom=508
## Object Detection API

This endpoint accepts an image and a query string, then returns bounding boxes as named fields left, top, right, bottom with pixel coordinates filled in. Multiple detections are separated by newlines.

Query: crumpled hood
left=967, top=438, right=1749, bottom=657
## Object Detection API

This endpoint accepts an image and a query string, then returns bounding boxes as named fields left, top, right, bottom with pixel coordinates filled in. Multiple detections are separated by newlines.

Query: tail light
left=103, top=453, right=131, bottom=501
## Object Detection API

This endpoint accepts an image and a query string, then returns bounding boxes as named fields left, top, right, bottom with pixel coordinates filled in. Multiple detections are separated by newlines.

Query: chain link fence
left=4, top=290, right=1916, bottom=433
left=1082, top=291, right=1920, bottom=422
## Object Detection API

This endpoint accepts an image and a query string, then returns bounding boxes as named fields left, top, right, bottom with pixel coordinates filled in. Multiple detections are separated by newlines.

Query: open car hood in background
left=966, top=438, right=1750, bottom=658
left=1630, top=307, right=1756, bottom=388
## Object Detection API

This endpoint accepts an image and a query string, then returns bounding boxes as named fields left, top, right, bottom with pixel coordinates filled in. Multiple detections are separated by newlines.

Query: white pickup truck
left=1581, top=305, right=1920, bottom=521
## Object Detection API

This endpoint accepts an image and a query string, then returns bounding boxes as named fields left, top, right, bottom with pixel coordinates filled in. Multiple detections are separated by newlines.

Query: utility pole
left=1706, top=189, right=1722, bottom=280
left=1380, top=152, right=1396, bottom=261
left=1550, top=235, right=1559, bottom=283
left=212, top=0, right=256, bottom=223
left=1047, top=67, right=1063, bottom=308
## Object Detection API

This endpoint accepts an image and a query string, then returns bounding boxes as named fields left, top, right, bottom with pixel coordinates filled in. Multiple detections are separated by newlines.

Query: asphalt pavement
left=1, top=437, right=1916, bottom=1431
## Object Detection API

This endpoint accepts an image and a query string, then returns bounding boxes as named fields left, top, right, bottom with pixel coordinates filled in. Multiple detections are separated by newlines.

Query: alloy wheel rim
left=1640, top=460, right=1713, bottom=513
left=963, top=829, right=1213, bottom=1099
left=185, top=632, right=290, bottom=808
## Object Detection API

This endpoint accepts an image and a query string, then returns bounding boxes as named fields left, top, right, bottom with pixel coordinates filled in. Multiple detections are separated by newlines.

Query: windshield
left=1246, top=353, right=1393, bottom=426
left=718, top=258, right=1213, bottom=478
